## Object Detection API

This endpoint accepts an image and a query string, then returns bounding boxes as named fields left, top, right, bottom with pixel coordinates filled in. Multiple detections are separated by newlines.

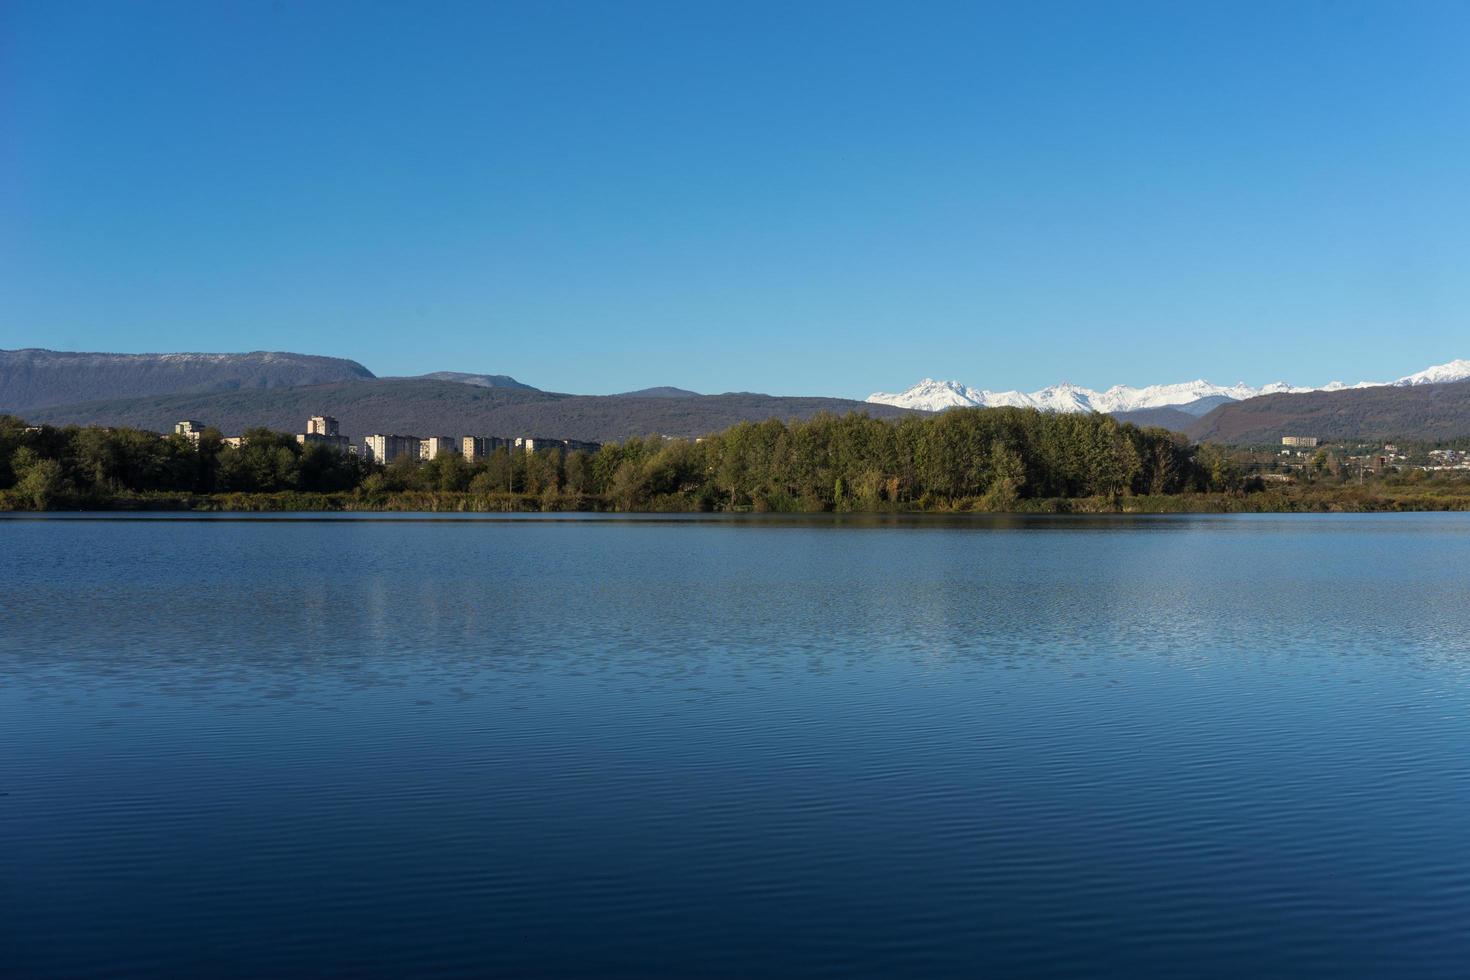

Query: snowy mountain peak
left=1395, top=359, right=1470, bottom=387
left=866, top=378, right=987, bottom=410
left=867, top=359, right=1466, bottom=414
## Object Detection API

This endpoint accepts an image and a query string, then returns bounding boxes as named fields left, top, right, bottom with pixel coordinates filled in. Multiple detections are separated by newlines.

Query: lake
left=3, top=513, right=1469, bottom=977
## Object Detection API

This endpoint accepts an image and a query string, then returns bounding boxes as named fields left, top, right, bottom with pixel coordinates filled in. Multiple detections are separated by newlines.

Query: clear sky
left=3, top=1, right=1469, bottom=397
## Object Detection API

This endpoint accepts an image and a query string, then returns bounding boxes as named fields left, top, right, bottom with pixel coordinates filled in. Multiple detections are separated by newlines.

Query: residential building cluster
left=1427, top=448, right=1470, bottom=471
left=175, top=419, right=241, bottom=448
left=366, top=431, right=599, bottom=463
left=1265, top=439, right=1465, bottom=479
left=173, top=417, right=600, bottom=463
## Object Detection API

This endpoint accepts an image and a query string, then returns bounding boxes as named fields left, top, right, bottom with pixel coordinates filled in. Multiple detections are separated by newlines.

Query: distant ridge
left=23, top=378, right=914, bottom=443
left=610, top=386, right=701, bottom=399
left=1110, top=406, right=1203, bottom=432
left=1184, top=380, right=1470, bottom=444
left=408, top=371, right=538, bottom=391
left=0, top=348, right=374, bottom=413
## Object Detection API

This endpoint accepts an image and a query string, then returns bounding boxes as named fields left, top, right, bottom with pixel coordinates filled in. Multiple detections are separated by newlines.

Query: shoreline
left=6, top=488, right=1470, bottom=515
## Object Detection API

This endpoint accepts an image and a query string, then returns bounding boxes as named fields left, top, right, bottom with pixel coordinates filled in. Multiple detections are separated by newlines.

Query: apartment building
left=297, top=415, right=351, bottom=453
left=514, top=437, right=601, bottom=455
left=420, top=436, right=459, bottom=460
left=364, top=434, right=421, bottom=463
left=174, top=420, right=205, bottom=445
left=462, top=436, right=513, bottom=459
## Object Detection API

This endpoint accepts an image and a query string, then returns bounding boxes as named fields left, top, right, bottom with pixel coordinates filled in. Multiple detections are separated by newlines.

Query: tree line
left=0, top=408, right=1239, bottom=511
left=0, top=421, right=368, bottom=508
left=592, top=409, right=1219, bottom=510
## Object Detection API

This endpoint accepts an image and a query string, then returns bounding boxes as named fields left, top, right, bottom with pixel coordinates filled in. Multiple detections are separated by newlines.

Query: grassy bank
left=6, top=484, right=1470, bottom=513
left=0, top=490, right=588, bottom=513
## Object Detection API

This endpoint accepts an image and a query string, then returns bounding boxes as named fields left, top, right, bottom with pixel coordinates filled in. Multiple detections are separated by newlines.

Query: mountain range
left=5, top=348, right=908, bottom=442
left=866, top=360, right=1470, bottom=415
left=19, top=380, right=910, bottom=443
left=9, top=348, right=1470, bottom=445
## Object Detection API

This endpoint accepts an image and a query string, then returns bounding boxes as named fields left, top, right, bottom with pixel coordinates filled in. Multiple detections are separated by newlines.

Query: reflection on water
left=3, top=514, right=1470, bottom=977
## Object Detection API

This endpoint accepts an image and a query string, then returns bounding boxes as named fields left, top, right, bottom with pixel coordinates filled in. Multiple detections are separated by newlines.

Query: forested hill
left=1110, top=405, right=1202, bottom=432
left=23, top=378, right=915, bottom=442
left=1185, top=380, right=1470, bottom=444
left=0, top=349, right=374, bottom=413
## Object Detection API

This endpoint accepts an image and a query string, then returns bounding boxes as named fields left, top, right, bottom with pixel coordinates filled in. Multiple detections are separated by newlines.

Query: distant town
left=172, top=416, right=601, bottom=462
left=1270, top=435, right=1470, bottom=478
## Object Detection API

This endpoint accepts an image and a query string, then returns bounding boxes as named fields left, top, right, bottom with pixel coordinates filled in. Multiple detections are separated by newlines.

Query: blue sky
left=3, top=1, right=1469, bottom=396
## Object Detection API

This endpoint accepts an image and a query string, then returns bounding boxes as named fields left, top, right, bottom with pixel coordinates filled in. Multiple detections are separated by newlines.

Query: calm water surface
left=3, top=513, right=1470, bottom=977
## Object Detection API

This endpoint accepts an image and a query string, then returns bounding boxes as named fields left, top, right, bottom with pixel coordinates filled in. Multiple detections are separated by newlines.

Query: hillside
left=0, top=348, right=374, bottom=413
left=23, top=378, right=915, bottom=442
left=1110, top=406, right=1200, bottom=432
left=409, top=371, right=537, bottom=390
left=1186, top=380, right=1470, bottom=444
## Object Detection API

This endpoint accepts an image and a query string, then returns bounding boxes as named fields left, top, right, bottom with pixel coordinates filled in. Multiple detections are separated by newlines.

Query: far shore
left=6, top=486, right=1470, bottom=515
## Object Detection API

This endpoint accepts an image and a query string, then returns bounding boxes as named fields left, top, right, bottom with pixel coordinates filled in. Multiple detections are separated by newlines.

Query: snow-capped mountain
left=1394, top=359, right=1470, bottom=387
left=868, top=359, right=1470, bottom=414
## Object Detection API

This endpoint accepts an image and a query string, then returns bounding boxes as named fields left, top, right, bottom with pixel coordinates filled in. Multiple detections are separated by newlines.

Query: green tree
left=564, top=450, right=592, bottom=494
left=16, top=457, right=65, bottom=509
left=983, top=439, right=1025, bottom=509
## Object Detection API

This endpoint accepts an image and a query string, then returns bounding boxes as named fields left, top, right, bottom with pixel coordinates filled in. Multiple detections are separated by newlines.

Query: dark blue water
left=3, top=513, right=1469, bottom=978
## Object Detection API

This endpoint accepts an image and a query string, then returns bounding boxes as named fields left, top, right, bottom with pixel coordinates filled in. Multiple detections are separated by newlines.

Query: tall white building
left=174, top=420, right=205, bottom=445
left=463, top=436, right=512, bottom=459
left=298, top=415, right=351, bottom=453
left=420, top=436, right=459, bottom=460
left=364, top=434, right=420, bottom=463
left=515, top=437, right=601, bottom=455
